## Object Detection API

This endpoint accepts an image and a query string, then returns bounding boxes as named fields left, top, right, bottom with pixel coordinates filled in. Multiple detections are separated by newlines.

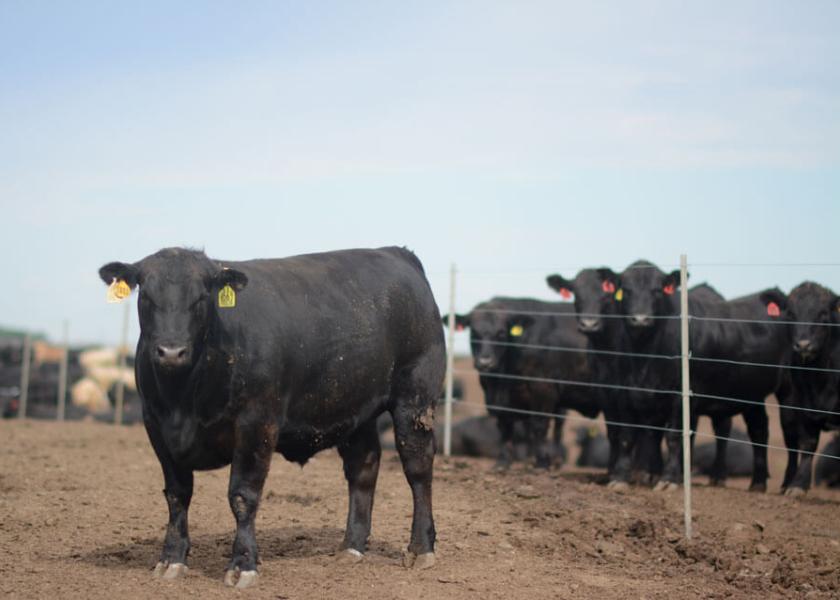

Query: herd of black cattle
left=442, top=260, right=840, bottom=494
left=3, top=247, right=840, bottom=589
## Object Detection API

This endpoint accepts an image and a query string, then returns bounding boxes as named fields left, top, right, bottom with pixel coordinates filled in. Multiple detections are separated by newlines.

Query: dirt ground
left=1, top=419, right=839, bottom=600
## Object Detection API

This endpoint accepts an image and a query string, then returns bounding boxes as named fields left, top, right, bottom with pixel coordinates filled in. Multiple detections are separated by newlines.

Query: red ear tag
left=767, top=302, right=780, bottom=317
left=559, top=288, right=572, bottom=300
left=663, top=283, right=675, bottom=295
left=601, top=280, right=616, bottom=294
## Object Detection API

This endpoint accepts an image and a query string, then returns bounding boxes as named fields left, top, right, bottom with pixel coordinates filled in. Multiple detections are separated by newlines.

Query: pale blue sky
left=1, top=1, right=838, bottom=346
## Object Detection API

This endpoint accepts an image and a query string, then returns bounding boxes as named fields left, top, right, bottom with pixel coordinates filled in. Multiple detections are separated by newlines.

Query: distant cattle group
left=444, top=260, right=840, bottom=496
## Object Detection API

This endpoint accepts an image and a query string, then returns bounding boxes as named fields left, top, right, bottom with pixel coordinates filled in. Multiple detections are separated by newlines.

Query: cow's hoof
left=224, top=568, right=259, bottom=589
left=335, top=548, right=364, bottom=565
left=153, top=561, right=187, bottom=580
left=784, top=487, right=806, bottom=498
left=748, top=482, right=767, bottom=493
left=655, top=481, right=679, bottom=492
left=402, top=551, right=436, bottom=569
left=709, top=478, right=726, bottom=488
left=607, top=480, right=629, bottom=491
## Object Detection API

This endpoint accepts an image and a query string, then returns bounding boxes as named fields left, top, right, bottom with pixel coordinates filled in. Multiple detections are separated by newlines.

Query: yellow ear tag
left=218, top=284, right=236, bottom=308
left=106, top=279, right=132, bottom=303
left=510, top=324, right=524, bottom=337
left=614, top=289, right=624, bottom=302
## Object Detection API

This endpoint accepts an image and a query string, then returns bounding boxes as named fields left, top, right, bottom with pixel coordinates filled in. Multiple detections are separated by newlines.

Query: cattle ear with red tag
left=662, top=270, right=681, bottom=295
left=595, top=268, right=619, bottom=295
left=758, top=288, right=787, bottom=318
left=442, top=313, right=471, bottom=331
left=99, top=261, right=141, bottom=289
left=546, top=274, right=574, bottom=299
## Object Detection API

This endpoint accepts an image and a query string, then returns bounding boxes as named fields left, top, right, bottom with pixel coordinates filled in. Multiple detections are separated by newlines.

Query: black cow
left=443, top=297, right=597, bottom=470
left=615, top=260, right=786, bottom=491
left=766, top=282, right=840, bottom=495
left=98, top=247, right=444, bottom=588
left=546, top=269, right=639, bottom=487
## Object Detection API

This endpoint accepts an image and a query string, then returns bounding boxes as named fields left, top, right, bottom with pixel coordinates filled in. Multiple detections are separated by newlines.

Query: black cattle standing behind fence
left=440, top=256, right=840, bottom=540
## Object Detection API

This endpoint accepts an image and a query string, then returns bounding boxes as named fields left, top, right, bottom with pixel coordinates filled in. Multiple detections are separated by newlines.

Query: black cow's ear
left=662, top=270, right=681, bottom=294
left=546, top=274, right=573, bottom=297
left=215, top=268, right=248, bottom=291
left=98, top=262, right=140, bottom=289
left=454, top=314, right=470, bottom=331
left=595, top=268, right=618, bottom=284
left=759, top=288, right=787, bottom=312
left=441, top=314, right=470, bottom=330
left=508, top=314, right=534, bottom=334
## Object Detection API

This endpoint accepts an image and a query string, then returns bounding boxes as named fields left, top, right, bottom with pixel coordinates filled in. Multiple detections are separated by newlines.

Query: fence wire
left=453, top=399, right=840, bottom=462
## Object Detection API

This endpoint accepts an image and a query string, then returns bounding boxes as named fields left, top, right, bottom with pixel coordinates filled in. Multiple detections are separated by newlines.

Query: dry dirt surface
left=2, top=420, right=840, bottom=600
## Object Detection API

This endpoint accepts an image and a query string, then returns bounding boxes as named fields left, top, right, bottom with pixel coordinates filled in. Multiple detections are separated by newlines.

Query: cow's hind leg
left=743, top=405, right=770, bottom=492
left=709, top=415, right=732, bottom=487
left=390, top=351, right=442, bottom=570
left=335, top=420, right=381, bottom=563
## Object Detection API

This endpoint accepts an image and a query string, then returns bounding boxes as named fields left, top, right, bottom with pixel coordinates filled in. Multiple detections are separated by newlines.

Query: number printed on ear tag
left=106, top=279, right=131, bottom=303
left=218, top=284, right=236, bottom=308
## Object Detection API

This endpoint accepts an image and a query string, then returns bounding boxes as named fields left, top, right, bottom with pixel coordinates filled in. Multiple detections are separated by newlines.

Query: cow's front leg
left=146, top=425, right=193, bottom=580
left=224, top=420, right=278, bottom=589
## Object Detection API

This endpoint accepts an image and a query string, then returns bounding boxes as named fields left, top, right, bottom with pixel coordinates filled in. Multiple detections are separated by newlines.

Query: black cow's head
left=769, top=282, right=838, bottom=363
left=617, top=260, right=681, bottom=336
left=546, top=268, right=620, bottom=335
left=99, top=248, right=247, bottom=372
left=442, top=308, right=533, bottom=372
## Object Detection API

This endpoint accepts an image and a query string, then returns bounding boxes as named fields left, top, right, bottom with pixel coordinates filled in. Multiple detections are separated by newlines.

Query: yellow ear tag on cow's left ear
left=614, top=289, right=624, bottom=302
left=510, top=324, right=524, bottom=337
left=218, top=284, right=236, bottom=308
left=106, top=279, right=132, bottom=303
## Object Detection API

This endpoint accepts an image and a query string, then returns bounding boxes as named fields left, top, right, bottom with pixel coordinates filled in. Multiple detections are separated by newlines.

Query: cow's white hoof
left=784, top=487, right=806, bottom=498
left=335, top=548, right=364, bottom=564
left=607, top=480, right=630, bottom=491
left=224, top=568, right=259, bottom=588
left=162, top=563, right=188, bottom=580
left=403, top=551, right=435, bottom=569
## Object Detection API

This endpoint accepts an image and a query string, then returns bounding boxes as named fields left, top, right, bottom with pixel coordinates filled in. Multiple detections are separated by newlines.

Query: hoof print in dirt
left=402, top=551, right=436, bottom=570
left=224, top=568, right=259, bottom=589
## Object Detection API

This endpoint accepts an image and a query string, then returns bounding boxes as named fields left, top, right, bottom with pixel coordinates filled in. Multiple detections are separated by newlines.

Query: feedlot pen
left=1, top=420, right=839, bottom=600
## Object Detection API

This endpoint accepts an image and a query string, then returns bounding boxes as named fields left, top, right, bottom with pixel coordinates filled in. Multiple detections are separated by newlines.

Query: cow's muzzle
left=155, top=344, right=191, bottom=370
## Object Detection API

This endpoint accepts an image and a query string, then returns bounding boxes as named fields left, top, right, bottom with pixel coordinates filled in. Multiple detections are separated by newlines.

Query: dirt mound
left=1, top=420, right=839, bottom=599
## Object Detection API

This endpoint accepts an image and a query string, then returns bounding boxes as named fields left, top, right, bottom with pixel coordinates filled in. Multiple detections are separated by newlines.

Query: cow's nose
left=793, top=339, right=813, bottom=354
left=629, top=314, right=653, bottom=327
left=579, top=317, right=600, bottom=332
left=476, top=356, right=494, bottom=368
left=156, top=345, right=189, bottom=367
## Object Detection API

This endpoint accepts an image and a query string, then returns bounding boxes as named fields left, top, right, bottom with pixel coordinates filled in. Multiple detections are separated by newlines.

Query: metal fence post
left=680, top=253, right=692, bottom=539
left=57, top=320, right=68, bottom=421
left=443, top=263, right=457, bottom=457
left=114, top=301, right=130, bottom=425
left=19, top=334, right=32, bottom=419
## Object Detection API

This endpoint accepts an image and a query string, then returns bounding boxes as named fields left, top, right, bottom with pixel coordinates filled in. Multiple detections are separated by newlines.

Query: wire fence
left=441, top=255, right=840, bottom=540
